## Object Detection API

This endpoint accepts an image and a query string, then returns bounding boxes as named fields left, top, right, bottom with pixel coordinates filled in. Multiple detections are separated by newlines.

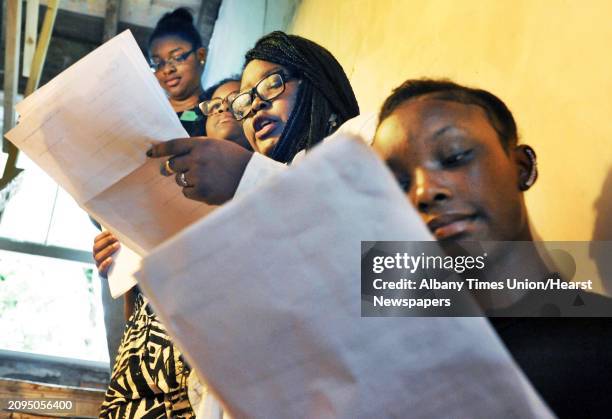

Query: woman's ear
left=197, top=47, right=207, bottom=66
left=514, top=144, right=538, bottom=191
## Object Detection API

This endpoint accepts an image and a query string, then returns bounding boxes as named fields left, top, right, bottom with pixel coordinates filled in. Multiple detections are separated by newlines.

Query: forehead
left=213, top=81, right=240, bottom=99
left=150, top=35, right=192, bottom=57
left=241, top=59, right=286, bottom=89
left=374, top=98, right=498, bottom=155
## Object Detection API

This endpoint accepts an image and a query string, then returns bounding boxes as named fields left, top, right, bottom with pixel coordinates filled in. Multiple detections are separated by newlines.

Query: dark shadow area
left=590, top=166, right=612, bottom=295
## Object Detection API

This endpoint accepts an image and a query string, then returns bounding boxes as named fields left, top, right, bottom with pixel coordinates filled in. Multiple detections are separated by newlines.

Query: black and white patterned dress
left=99, top=293, right=195, bottom=418
left=99, top=100, right=206, bottom=419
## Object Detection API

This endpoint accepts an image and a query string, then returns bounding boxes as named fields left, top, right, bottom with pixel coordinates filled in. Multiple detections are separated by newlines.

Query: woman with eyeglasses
left=147, top=31, right=360, bottom=204
left=148, top=7, right=207, bottom=137
left=200, top=77, right=252, bottom=151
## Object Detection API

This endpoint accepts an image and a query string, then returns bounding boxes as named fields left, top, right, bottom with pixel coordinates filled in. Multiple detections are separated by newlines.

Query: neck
left=169, top=86, right=202, bottom=113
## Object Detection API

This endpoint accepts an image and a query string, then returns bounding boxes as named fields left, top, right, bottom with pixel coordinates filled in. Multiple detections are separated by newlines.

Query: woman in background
left=149, top=7, right=206, bottom=136
left=200, top=76, right=252, bottom=151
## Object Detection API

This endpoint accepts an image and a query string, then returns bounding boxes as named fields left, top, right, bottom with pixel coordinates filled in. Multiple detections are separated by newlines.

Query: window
left=0, top=154, right=108, bottom=363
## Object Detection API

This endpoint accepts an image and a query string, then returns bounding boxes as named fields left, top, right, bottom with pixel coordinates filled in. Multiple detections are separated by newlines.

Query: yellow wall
left=289, top=0, right=612, bottom=241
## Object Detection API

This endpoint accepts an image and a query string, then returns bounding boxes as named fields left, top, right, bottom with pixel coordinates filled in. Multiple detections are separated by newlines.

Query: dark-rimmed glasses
left=230, top=72, right=296, bottom=121
left=199, top=91, right=239, bottom=116
left=150, top=49, right=195, bottom=73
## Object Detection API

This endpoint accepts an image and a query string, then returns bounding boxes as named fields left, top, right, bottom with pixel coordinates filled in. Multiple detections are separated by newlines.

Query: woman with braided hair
left=237, top=31, right=359, bottom=162
left=147, top=31, right=359, bottom=203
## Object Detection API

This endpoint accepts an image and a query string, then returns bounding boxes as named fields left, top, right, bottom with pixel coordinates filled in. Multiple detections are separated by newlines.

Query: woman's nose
left=251, top=95, right=271, bottom=114
left=413, top=169, right=452, bottom=213
left=218, top=102, right=230, bottom=113
left=162, top=64, right=176, bottom=75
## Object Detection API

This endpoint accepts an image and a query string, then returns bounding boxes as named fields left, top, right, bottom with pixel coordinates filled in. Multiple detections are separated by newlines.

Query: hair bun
left=149, top=7, right=203, bottom=51
left=160, top=7, right=194, bottom=26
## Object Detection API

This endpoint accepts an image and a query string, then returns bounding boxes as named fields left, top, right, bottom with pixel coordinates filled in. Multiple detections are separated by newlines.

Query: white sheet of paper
left=137, top=136, right=553, bottom=419
left=84, top=158, right=214, bottom=256
left=106, top=244, right=140, bottom=299
left=6, top=32, right=183, bottom=202
left=6, top=30, right=216, bottom=296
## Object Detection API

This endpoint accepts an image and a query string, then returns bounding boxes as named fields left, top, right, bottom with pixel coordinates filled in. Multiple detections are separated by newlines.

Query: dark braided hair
left=148, top=8, right=202, bottom=57
left=379, top=79, right=518, bottom=150
left=244, top=31, right=359, bottom=163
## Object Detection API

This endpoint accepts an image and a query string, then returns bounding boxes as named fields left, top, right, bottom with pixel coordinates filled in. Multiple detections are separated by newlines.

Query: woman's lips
left=255, top=120, right=277, bottom=140
left=215, top=116, right=235, bottom=126
left=427, top=214, right=478, bottom=240
left=165, top=77, right=180, bottom=88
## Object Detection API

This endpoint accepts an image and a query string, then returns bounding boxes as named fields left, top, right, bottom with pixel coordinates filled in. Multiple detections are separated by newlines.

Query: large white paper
left=106, top=242, right=140, bottom=299
left=137, top=136, right=553, bottom=418
left=5, top=31, right=216, bottom=295
left=6, top=32, right=183, bottom=202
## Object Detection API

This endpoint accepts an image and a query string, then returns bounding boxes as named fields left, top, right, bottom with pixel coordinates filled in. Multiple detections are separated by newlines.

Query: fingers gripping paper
left=137, top=136, right=553, bottom=419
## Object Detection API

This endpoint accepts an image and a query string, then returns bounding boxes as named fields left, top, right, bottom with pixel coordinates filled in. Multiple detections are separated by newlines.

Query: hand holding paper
left=93, top=230, right=140, bottom=298
left=147, top=136, right=254, bottom=205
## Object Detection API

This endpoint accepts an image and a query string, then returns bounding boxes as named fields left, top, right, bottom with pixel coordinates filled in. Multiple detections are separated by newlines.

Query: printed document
left=137, top=136, right=553, bottom=419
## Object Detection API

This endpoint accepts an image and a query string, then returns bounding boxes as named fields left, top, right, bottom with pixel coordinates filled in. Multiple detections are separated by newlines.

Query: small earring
left=326, top=113, right=338, bottom=135
left=200, top=60, right=205, bottom=64
left=522, top=147, right=537, bottom=190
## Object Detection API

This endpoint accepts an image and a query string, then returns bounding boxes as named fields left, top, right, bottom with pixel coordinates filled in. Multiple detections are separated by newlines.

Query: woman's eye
left=442, top=150, right=473, bottom=167
left=268, top=78, right=282, bottom=88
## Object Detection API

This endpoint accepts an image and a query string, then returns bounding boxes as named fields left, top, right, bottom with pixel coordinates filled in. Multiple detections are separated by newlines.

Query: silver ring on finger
left=178, top=172, right=189, bottom=187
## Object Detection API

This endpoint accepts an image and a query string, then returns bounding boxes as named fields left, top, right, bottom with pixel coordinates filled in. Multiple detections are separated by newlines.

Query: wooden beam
left=103, top=0, right=121, bottom=42
left=2, top=0, right=22, bottom=138
left=2, top=0, right=58, bottom=196
left=1, top=0, right=24, bottom=200
left=25, top=0, right=59, bottom=95
left=22, top=0, right=40, bottom=77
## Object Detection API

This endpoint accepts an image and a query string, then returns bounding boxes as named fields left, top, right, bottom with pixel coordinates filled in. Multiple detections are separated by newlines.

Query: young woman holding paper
left=372, top=78, right=612, bottom=418
left=147, top=31, right=360, bottom=204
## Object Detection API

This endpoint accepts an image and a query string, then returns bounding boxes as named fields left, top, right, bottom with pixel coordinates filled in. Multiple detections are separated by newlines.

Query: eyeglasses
left=199, top=91, right=239, bottom=116
left=150, top=49, right=195, bottom=73
left=229, top=72, right=296, bottom=121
